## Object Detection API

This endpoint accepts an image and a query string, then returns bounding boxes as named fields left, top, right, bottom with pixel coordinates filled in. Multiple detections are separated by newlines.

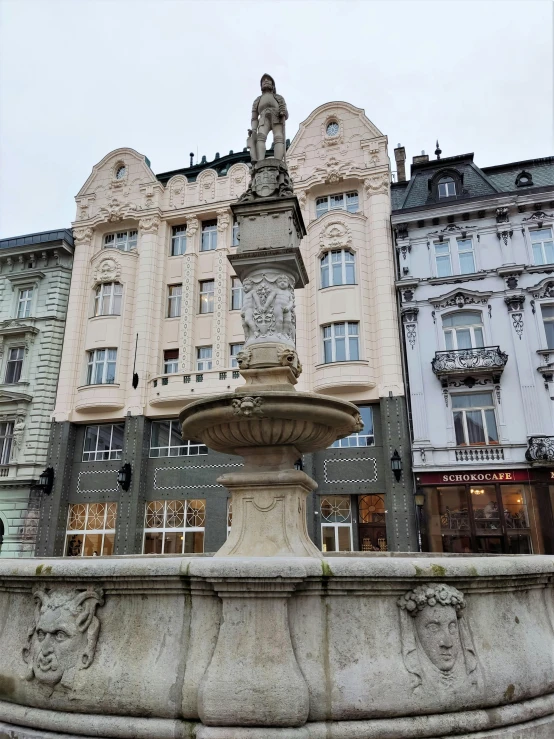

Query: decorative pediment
left=426, top=223, right=476, bottom=242
left=197, top=169, right=217, bottom=203
left=76, top=148, right=157, bottom=199
left=528, top=277, right=554, bottom=299
left=522, top=210, right=554, bottom=226
left=430, top=288, right=491, bottom=310
left=168, top=175, right=187, bottom=209
left=0, top=388, right=33, bottom=405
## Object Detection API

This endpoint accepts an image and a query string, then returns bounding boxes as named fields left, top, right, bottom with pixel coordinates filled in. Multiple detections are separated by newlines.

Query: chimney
left=394, top=144, right=406, bottom=182
left=412, top=150, right=429, bottom=166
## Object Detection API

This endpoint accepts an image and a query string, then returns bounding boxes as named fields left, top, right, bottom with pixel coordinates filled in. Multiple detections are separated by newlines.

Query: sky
left=0, top=0, right=552, bottom=238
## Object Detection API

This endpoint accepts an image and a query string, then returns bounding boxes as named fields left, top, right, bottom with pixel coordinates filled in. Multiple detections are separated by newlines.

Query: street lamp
left=117, top=463, right=132, bottom=491
left=390, top=450, right=402, bottom=482
left=414, top=488, right=425, bottom=508
left=38, top=467, right=54, bottom=495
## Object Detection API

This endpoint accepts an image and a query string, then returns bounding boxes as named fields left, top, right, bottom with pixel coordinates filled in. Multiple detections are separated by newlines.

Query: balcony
left=431, top=346, right=508, bottom=381
left=413, top=444, right=528, bottom=470
left=525, top=436, right=554, bottom=465
left=149, top=369, right=242, bottom=407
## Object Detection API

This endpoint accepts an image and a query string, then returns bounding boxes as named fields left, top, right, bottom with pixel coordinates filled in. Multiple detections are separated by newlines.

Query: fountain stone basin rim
left=179, top=390, right=362, bottom=457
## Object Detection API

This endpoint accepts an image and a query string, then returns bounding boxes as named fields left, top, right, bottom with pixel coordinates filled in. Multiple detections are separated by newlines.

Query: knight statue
left=248, top=74, right=288, bottom=163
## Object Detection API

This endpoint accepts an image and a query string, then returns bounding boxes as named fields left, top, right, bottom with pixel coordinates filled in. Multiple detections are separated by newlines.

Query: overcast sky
left=0, top=0, right=552, bottom=238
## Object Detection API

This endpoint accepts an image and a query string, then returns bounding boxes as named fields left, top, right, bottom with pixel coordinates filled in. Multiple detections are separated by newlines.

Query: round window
left=115, top=165, right=126, bottom=180
left=326, top=121, right=339, bottom=137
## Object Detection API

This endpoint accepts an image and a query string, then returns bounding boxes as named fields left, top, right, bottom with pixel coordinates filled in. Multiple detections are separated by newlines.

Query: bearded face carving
left=22, top=587, right=104, bottom=687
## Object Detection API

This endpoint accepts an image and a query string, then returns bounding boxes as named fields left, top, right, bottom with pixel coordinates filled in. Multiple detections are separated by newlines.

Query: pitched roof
left=0, top=229, right=74, bottom=250
left=391, top=155, right=554, bottom=213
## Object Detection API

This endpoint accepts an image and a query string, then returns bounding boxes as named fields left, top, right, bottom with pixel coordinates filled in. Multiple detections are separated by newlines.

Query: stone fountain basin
left=0, top=555, right=553, bottom=739
left=179, top=390, right=361, bottom=455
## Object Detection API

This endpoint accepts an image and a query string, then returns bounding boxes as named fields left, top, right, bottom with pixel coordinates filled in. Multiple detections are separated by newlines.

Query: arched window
left=94, top=283, right=123, bottom=316
left=437, top=176, right=456, bottom=198
left=442, top=311, right=484, bottom=350
left=320, top=249, right=355, bottom=288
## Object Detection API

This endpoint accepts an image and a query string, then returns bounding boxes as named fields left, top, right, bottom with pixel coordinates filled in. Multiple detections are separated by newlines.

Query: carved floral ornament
left=430, top=290, right=490, bottom=311
left=22, top=587, right=105, bottom=688
left=318, top=219, right=353, bottom=251
left=313, top=155, right=353, bottom=185
left=530, top=279, right=554, bottom=300
left=98, top=197, right=140, bottom=223
left=93, top=257, right=121, bottom=284
left=229, top=164, right=250, bottom=198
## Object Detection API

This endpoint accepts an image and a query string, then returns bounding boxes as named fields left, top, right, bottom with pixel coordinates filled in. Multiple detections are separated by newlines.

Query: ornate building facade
left=36, top=102, right=418, bottom=557
left=392, top=147, right=554, bottom=554
left=0, top=229, right=74, bottom=556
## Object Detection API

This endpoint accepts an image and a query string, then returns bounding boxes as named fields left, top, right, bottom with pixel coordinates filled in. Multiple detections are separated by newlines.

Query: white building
left=391, top=147, right=554, bottom=554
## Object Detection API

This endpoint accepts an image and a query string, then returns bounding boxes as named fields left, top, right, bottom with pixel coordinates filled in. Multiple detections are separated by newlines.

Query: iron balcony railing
left=432, top=346, right=508, bottom=376
left=525, top=436, right=554, bottom=463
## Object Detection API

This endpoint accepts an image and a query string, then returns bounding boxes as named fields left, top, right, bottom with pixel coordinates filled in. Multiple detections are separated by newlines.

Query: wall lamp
left=117, top=463, right=132, bottom=491
left=390, top=450, right=402, bottom=482
left=414, top=488, right=425, bottom=507
left=38, top=467, right=54, bottom=495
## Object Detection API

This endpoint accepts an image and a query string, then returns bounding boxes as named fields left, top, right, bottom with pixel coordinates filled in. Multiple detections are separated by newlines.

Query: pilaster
left=379, top=395, right=418, bottom=552
left=401, top=306, right=429, bottom=444
left=181, top=215, right=199, bottom=372
left=213, top=209, right=230, bottom=369
left=114, top=415, right=149, bottom=554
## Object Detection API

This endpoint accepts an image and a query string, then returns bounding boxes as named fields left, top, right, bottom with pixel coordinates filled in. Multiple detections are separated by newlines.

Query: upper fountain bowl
left=179, top=389, right=362, bottom=456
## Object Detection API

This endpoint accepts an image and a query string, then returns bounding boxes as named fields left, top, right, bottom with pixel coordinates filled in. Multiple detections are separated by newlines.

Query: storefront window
left=358, top=494, right=387, bottom=551
left=143, top=499, right=205, bottom=554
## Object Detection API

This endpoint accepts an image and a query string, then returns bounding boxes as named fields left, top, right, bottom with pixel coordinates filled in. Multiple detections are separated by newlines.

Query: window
left=150, top=419, right=207, bottom=457
left=530, top=228, right=554, bottom=265
left=65, top=503, right=117, bottom=557
left=196, top=346, right=212, bottom=371
left=230, top=343, right=244, bottom=368
left=434, top=242, right=452, bottom=277
left=171, top=225, right=187, bottom=256
left=322, top=322, right=359, bottom=363
left=331, top=406, right=374, bottom=447
left=83, top=424, right=124, bottom=461
left=320, top=495, right=352, bottom=552
left=94, top=282, right=122, bottom=316
left=201, top=220, right=217, bottom=251
left=452, top=392, right=498, bottom=446
left=230, top=277, right=243, bottom=310
left=17, top=288, right=33, bottom=319
left=542, top=305, right=554, bottom=349
left=199, top=280, right=214, bottom=313
left=115, top=165, right=126, bottom=180
left=163, top=349, right=179, bottom=374
left=232, top=220, right=239, bottom=247
left=104, top=230, right=137, bottom=252
left=5, top=347, right=24, bottom=384
left=316, top=192, right=358, bottom=219
left=167, top=285, right=182, bottom=318
left=326, top=121, right=339, bottom=137
left=0, top=422, right=14, bottom=465
left=443, top=312, right=484, bottom=350
left=456, top=238, right=475, bottom=274
left=86, top=349, right=117, bottom=385
left=437, top=177, right=456, bottom=198
left=143, top=499, right=205, bottom=554
left=320, top=250, right=355, bottom=288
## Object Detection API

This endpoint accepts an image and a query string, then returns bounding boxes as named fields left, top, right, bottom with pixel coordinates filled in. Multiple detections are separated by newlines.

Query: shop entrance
left=358, top=494, right=387, bottom=551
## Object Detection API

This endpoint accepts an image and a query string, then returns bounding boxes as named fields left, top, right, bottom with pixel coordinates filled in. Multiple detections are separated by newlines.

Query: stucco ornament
left=198, top=170, right=216, bottom=203
left=241, top=274, right=296, bottom=344
left=216, top=209, right=230, bottom=232
left=364, top=173, right=390, bottom=195
left=231, top=396, right=264, bottom=417
left=12, top=415, right=26, bottom=452
left=185, top=215, right=199, bottom=237
left=319, top=220, right=352, bottom=251
left=73, top=227, right=94, bottom=246
left=248, top=73, right=288, bottom=163
left=98, top=197, right=139, bottom=223
left=168, top=175, right=186, bottom=208
left=93, top=258, right=121, bottom=284
left=22, top=587, right=104, bottom=688
left=139, top=216, right=160, bottom=234
left=397, top=584, right=481, bottom=694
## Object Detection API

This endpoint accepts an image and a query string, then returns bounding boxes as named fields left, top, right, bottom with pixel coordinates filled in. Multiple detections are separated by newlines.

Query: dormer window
left=516, top=170, right=533, bottom=188
left=438, top=177, right=456, bottom=198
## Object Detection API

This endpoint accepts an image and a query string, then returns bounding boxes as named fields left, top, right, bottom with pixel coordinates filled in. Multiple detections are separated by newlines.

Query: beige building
left=36, top=102, right=417, bottom=557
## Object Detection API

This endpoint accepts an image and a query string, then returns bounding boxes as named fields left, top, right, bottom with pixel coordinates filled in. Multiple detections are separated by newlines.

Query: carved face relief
left=94, top=258, right=120, bottom=283
left=243, top=279, right=254, bottom=293
left=276, top=276, right=290, bottom=290
left=414, top=604, right=461, bottom=672
left=23, top=588, right=104, bottom=687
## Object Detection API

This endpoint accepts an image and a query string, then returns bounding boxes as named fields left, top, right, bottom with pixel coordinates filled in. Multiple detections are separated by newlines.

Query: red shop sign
left=417, top=470, right=533, bottom=485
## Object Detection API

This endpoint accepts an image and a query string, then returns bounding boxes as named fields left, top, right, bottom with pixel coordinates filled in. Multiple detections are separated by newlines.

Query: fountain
left=0, top=75, right=553, bottom=739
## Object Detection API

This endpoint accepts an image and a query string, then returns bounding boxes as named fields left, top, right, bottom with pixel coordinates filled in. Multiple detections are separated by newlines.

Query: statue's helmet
left=260, top=73, right=276, bottom=92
